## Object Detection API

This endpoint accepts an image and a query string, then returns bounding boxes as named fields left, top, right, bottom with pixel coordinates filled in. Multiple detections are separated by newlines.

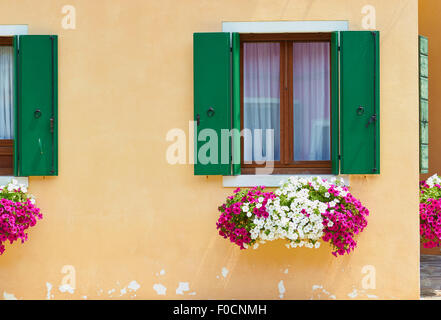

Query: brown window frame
left=240, top=33, right=333, bottom=175
left=0, top=36, right=15, bottom=176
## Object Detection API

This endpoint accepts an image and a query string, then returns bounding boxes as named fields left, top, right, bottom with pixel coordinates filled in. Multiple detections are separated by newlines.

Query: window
left=193, top=31, right=380, bottom=177
left=240, top=33, right=332, bottom=174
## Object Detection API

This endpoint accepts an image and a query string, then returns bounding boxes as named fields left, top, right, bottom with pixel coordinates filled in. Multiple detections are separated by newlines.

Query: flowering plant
left=217, top=186, right=277, bottom=249
left=0, top=180, right=42, bottom=255
left=217, top=177, right=369, bottom=257
left=420, top=174, right=441, bottom=249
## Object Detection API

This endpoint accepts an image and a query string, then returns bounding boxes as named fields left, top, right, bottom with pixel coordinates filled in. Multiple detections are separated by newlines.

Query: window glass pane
left=243, top=42, right=280, bottom=162
left=0, top=46, right=14, bottom=139
left=293, top=42, right=330, bottom=161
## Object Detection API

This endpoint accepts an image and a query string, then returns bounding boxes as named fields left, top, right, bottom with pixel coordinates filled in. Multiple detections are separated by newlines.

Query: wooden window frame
left=240, top=33, right=333, bottom=175
left=0, top=36, right=14, bottom=176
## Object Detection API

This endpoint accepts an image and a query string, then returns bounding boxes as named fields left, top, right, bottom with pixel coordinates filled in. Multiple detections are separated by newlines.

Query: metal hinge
left=50, top=118, right=54, bottom=133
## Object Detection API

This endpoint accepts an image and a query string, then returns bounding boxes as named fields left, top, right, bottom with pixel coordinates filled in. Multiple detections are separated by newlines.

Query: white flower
left=246, top=212, right=252, bottom=218
left=242, top=206, right=249, bottom=212
left=247, top=176, right=349, bottom=251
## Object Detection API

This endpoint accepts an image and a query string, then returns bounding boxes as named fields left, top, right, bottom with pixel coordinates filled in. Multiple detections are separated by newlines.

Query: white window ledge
left=0, top=177, right=29, bottom=187
left=223, top=175, right=349, bottom=188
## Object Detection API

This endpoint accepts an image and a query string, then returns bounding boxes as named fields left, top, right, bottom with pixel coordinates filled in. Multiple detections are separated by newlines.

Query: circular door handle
left=34, top=109, right=42, bottom=119
left=207, top=107, right=215, bottom=117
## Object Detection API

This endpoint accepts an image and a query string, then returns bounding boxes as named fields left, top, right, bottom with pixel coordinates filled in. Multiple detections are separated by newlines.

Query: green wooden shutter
left=15, top=35, right=58, bottom=176
left=419, top=35, right=429, bottom=174
left=340, top=31, right=380, bottom=174
left=194, top=32, right=232, bottom=175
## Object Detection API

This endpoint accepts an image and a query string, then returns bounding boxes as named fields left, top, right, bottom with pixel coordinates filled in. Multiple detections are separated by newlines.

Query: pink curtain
left=293, top=42, right=330, bottom=161
left=243, top=42, right=280, bottom=162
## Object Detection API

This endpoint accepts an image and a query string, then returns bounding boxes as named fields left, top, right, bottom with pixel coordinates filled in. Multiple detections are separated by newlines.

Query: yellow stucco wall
left=0, top=0, right=419, bottom=299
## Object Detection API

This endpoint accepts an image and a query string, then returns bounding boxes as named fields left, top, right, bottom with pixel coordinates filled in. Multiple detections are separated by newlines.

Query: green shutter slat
left=420, top=36, right=428, bottom=55
left=331, top=32, right=339, bottom=175
left=420, top=55, right=428, bottom=78
left=419, top=35, right=429, bottom=174
left=420, top=77, right=429, bottom=100
left=340, top=31, right=380, bottom=174
left=420, top=122, right=429, bottom=145
left=420, top=99, right=428, bottom=122
left=193, top=33, right=231, bottom=175
left=232, top=32, right=241, bottom=176
left=17, top=35, right=58, bottom=176
left=421, top=144, right=429, bottom=174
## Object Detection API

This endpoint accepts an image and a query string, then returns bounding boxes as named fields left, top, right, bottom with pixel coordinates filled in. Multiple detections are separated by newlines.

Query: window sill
left=0, top=176, right=29, bottom=187
left=222, top=174, right=349, bottom=188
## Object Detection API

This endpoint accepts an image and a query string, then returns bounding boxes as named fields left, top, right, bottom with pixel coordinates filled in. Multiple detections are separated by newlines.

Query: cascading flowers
left=0, top=180, right=42, bottom=255
left=419, top=174, right=441, bottom=249
left=217, top=186, right=277, bottom=250
left=217, top=176, right=369, bottom=257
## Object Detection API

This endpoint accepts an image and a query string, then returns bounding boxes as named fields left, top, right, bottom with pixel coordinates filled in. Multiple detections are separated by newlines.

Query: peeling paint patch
left=278, top=280, right=285, bottom=299
left=153, top=283, right=167, bottom=295
left=312, top=285, right=336, bottom=300
left=108, top=289, right=115, bottom=295
left=128, top=280, right=141, bottom=292
left=348, top=289, right=358, bottom=298
left=284, top=268, right=289, bottom=274
left=3, top=292, right=17, bottom=300
left=176, top=282, right=190, bottom=295
left=367, top=294, right=378, bottom=299
left=221, top=267, right=229, bottom=278
left=46, top=282, right=53, bottom=300
left=82, top=296, right=87, bottom=299
left=156, top=269, right=166, bottom=276
left=59, top=284, right=75, bottom=294
left=119, top=280, right=141, bottom=296
left=189, top=292, right=196, bottom=296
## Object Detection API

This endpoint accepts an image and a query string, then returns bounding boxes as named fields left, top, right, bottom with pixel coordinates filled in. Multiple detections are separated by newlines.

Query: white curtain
left=243, top=42, right=280, bottom=162
left=0, top=47, right=14, bottom=139
left=293, top=42, right=330, bottom=161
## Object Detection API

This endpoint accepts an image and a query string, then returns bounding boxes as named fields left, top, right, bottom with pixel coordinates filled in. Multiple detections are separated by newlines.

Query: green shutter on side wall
left=15, top=35, right=58, bottom=176
left=419, top=35, right=429, bottom=174
left=339, top=31, right=380, bottom=174
left=194, top=33, right=232, bottom=175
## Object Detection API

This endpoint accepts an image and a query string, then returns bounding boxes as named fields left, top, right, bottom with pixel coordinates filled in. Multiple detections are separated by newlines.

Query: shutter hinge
left=338, top=46, right=341, bottom=51
left=338, top=155, right=341, bottom=160
left=50, top=118, right=54, bottom=133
